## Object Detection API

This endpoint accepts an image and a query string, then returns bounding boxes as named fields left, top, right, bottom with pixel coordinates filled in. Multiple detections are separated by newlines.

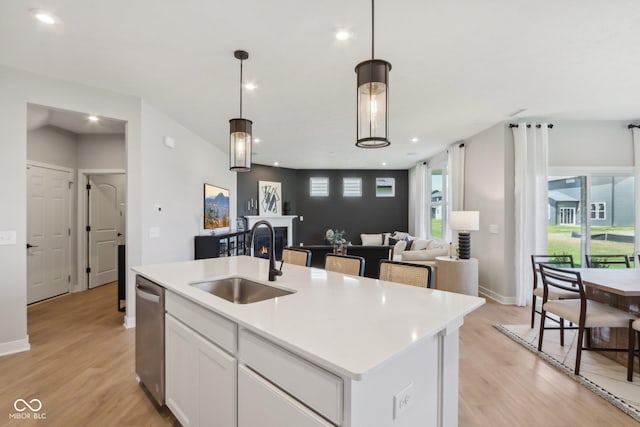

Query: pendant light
left=229, top=50, right=252, bottom=172
left=355, top=0, right=391, bottom=148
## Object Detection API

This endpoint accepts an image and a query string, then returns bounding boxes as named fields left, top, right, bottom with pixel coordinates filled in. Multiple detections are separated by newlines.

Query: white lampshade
left=450, top=211, right=479, bottom=231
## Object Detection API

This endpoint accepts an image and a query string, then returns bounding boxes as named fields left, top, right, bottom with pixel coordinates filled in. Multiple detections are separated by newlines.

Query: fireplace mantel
left=244, top=215, right=297, bottom=247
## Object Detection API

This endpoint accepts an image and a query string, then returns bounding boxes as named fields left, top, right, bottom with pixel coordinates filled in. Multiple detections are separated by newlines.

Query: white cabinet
left=165, top=314, right=236, bottom=427
left=238, top=365, right=333, bottom=427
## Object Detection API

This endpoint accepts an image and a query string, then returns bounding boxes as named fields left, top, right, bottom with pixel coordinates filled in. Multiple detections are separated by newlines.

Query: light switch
left=489, top=224, right=499, bottom=234
left=300, top=216, right=304, bottom=221
left=154, top=204, right=162, bottom=213
left=393, top=383, right=414, bottom=419
left=0, top=231, right=17, bottom=245
left=149, top=227, right=160, bottom=238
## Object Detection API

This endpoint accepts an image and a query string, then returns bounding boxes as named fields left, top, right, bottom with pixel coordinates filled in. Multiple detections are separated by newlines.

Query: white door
left=27, top=165, right=71, bottom=304
left=88, top=174, right=125, bottom=288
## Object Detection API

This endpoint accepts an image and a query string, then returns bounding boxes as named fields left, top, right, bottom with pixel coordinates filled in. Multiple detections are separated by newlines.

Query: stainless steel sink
left=190, top=277, right=294, bottom=304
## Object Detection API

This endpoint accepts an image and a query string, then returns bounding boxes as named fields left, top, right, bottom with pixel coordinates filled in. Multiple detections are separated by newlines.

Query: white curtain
left=513, top=122, right=549, bottom=306
left=408, top=162, right=428, bottom=238
left=632, top=127, right=640, bottom=263
left=446, top=143, right=465, bottom=242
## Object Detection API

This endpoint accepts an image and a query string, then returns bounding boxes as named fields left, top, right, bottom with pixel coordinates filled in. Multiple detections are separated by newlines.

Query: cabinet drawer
left=238, top=365, right=334, bottom=427
left=239, top=329, right=343, bottom=425
left=166, top=291, right=236, bottom=354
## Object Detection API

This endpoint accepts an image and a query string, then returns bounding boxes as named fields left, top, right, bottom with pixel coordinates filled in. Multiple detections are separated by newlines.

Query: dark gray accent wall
left=237, top=164, right=408, bottom=246
left=295, top=170, right=408, bottom=245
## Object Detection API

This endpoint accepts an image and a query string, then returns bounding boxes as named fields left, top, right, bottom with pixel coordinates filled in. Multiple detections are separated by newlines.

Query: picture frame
left=203, top=184, right=230, bottom=230
left=375, top=177, right=395, bottom=197
left=258, top=180, right=282, bottom=216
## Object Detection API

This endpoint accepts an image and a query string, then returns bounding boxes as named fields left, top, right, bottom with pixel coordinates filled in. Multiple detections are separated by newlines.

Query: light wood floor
left=0, top=285, right=637, bottom=427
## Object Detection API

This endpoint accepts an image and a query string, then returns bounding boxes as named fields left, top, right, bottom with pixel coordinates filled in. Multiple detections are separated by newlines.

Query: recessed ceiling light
left=30, top=9, right=58, bottom=24
left=254, top=138, right=261, bottom=143
left=381, top=162, right=387, bottom=166
left=410, top=137, right=419, bottom=143
left=335, top=30, right=351, bottom=41
left=88, top=115, right=99, bottom=122
left=245, top=82, right=257, bottom=91
left=407, top=152, right=417, bottom=155
left=274, top=161, right=279, bottom=166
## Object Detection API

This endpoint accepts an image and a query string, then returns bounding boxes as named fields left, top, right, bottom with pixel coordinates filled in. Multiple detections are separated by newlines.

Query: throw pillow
left=383, top=232, right=392, bottom=245
left=405, top=238, right=413, bottom=251
left=393, top=240, right=407, bottom=254
left=360, top=233, right=383, bottom=246
left=411, top=238, right=429, bottom=251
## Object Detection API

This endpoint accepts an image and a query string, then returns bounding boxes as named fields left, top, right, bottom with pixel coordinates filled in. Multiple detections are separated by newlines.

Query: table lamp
left=450, top=211, right=479, bottom=259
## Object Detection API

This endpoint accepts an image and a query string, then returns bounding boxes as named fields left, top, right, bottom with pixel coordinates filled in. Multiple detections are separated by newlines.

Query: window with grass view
left=431, top=168, right=444, bottom=239
left=548, top=174, right=635, bottom=267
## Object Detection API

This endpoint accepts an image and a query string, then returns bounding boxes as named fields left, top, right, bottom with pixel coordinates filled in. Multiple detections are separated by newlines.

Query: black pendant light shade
left=230, top=50, right=252, bottom=172
left=355, top=0, right=391, bottom=148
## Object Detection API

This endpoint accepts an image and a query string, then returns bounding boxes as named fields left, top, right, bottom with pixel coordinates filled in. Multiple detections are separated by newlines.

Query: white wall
left=77, top=133, right=126, bottom=169
left=1, top=65, right=236, bottom=353
left=464, top=123, right=516, bottom=303
left=549, top=120, right=633, bottom=167
left=0, top=65, right=142, bottom=354
left=27, top=125, right=78, bottom=169
left=139, top=100, right=236, bottom=265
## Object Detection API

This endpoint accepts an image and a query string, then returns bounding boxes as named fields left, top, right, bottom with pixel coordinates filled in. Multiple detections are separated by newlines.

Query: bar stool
left=325, top=253, right=365, bottom=277
left=378, top=260, right=433, bottom=288
left=281, top=247, right=312, bottom=267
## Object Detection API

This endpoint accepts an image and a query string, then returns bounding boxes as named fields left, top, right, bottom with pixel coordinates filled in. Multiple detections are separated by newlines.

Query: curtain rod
left=509, top=123, right=554, bottom=129
left=628, top=124, right=640, bottom=129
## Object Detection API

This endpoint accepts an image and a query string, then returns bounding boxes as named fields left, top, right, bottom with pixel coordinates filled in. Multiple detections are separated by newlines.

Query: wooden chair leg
left=628, top=320, right=635, bottom=382
left=560, top=317, right=564, bottom=347
left=531, top=294, right=537, bottom=328
left=575, top=323, right=585, bottom=376
left=586, top=327, right=592, bottom=348
left=538, top=309, right=546, bottom=352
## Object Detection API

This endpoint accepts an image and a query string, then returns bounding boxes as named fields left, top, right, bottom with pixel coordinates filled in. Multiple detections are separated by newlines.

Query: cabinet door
left=192, top=325, right=237, bottom=427
left=238, top=365, right=334, bottom=427
left=166, top=314, right=237, bottom=427
left=166, top=314, right=196, bottom=426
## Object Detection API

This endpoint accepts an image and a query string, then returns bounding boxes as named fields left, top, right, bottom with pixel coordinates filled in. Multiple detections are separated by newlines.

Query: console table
left=194, top=231, right=250, bottom=259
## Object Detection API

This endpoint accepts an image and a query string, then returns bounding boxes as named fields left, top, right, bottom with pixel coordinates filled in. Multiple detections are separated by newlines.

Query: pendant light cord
left=239, top=59, right=244, bottom=119
left=371, top=0, right=375, bottom=60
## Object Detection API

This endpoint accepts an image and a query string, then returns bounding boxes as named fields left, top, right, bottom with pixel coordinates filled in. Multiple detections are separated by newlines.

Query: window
left=375, top=177, right=395, bottom=197
left=590, top=202, right=606, bottom=220
left=343, top=177, right=362, bottom=197
left=310, top=177, right=329, bottom=197
left=559, top=207, right=576, bottom=225
left=428, top=167, right=447, bottom=239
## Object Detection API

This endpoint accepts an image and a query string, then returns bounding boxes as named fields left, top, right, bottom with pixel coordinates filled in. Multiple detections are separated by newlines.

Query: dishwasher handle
left=136, top=286, right=161, bottom=304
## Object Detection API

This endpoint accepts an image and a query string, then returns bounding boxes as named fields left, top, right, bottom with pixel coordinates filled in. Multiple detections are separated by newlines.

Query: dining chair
left=538, top=263, right=633, bottom=376
left=378, top=260, right=433, bottom=288
left=325, top=253, right=365, bottom=277
left=281, top=247, right=312, bottom=267
left=585, top=254, right=630, bottom=268
left=629, top=318, right=640, bottom=382
left=530, top=255, right=578, bottom=329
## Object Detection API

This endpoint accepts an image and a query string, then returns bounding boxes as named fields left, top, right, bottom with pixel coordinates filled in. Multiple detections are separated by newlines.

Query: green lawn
left=431, top=218, right=442, bottom=239
left=547, top=225, right=635, bottom=267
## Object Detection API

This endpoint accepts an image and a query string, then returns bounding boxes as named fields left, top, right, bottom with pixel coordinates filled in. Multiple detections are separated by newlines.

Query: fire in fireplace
left=253, top=227, right=287, bottom=260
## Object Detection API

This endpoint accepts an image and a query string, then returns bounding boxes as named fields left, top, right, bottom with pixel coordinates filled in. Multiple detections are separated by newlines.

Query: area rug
left=495, top=323, right=640, bottom=422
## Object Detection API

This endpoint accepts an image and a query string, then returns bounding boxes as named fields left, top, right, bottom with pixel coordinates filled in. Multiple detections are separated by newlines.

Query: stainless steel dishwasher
left=135, top=275, right=165, bottom=406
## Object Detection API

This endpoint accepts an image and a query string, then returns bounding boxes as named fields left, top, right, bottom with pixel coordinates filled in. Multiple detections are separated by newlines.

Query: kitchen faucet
left=247, top=220, right=283, bottom=281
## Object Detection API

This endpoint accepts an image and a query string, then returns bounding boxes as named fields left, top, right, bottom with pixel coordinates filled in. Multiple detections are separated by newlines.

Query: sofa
left=360, top=232, right=453, bottom=265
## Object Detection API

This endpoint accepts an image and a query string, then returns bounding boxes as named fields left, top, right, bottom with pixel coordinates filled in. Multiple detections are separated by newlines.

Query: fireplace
left=253, top=227, right=287, bottom=260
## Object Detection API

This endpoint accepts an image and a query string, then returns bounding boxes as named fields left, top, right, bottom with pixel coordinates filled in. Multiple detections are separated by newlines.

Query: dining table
left=571, top=267, right=640, bottom=368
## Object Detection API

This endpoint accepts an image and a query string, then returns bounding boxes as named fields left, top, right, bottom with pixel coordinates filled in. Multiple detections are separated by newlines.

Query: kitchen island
left=133, top=256, right=484, bottom=427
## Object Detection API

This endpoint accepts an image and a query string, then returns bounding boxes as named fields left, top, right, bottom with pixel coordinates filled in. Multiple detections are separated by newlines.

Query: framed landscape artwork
left=376, top=177, right=395, bottom=197
left=258, top=180, right=282, bottom=216
left=204, top=184, right=230, bottom=230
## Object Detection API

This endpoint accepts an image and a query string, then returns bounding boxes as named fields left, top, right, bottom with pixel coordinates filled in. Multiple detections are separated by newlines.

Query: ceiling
left=27, top=104, right=126, bottom=134
left=2, top=1, right=640, bottom=169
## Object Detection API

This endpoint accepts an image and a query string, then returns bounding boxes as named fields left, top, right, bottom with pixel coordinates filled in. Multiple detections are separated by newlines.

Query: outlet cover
left=393, top=383, right=414, bottom=419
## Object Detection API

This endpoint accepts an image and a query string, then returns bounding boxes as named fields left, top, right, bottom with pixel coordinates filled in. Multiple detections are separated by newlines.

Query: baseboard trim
left=0, top=336, right=31, bottom=357
left=124, top=315, right=136, bottom=329
left=478, top=286, right=516, bottom=305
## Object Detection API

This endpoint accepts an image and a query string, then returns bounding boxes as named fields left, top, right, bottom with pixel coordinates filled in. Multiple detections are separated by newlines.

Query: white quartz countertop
left=133, top=256, right=484, bottom=380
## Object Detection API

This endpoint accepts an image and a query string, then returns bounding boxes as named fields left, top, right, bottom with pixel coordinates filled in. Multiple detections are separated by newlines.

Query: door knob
left=117, top=233, right=122, bottom=237
left=26, top=243, right=38, bottom=249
